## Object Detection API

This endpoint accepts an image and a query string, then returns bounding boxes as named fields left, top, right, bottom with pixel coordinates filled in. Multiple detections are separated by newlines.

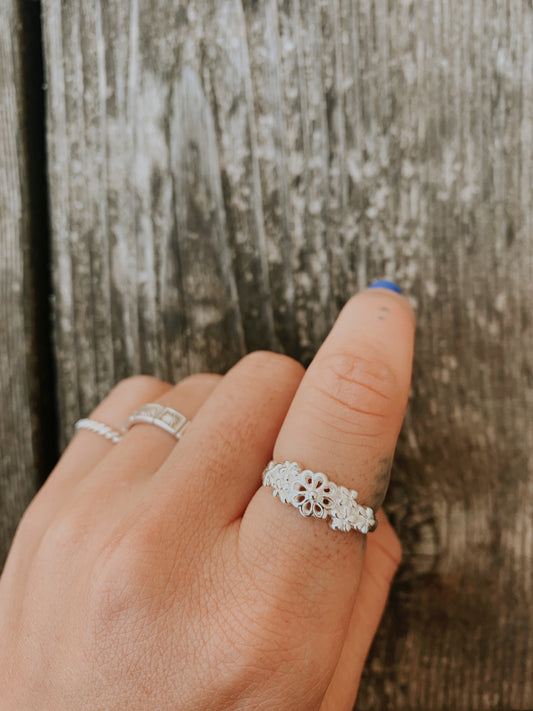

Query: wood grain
left=41, top=0, right=533, bottom=708
left=0, top=2, right=41, bottom=567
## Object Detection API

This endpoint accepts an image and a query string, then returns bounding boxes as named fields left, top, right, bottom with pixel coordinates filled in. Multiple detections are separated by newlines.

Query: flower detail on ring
left=329, top=486, right=360, bottom=532
left=290, top=469, right=337, bottom=519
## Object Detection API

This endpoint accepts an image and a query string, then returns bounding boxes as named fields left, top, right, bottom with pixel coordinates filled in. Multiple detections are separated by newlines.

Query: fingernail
left=368, top=279, right=402, bottom=295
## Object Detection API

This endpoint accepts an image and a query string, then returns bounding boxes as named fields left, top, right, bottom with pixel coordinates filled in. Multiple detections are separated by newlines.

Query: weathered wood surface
left=0, top=2, right=42, bottom=567
left=38, top=0, right=533, bottom=708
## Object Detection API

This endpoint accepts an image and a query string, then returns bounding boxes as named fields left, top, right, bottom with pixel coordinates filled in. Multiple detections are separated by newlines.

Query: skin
left=0, top=287, right=415, bottom=710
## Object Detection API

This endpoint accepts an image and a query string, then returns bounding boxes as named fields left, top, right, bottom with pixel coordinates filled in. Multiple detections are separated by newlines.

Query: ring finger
left=86, top=372, right=223, bottom=492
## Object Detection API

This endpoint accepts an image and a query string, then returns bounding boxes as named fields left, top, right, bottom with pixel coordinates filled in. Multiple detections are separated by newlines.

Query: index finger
left=239, top=284, right=415, bottom=624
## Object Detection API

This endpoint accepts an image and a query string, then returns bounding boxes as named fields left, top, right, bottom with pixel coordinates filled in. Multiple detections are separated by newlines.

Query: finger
left=39, top=375, right=172, bottom=502
left=151, top=351, right=304, bottom=531
left=4, top=376, right=171, bottom=580
left=241, top=287, right=414, bottom=631
left=86, top=372, right=223, bottom=490
left=320, top=509, right=402, bottom=711
left=7, top=373, right=223, bottom=584
left=4, top=374, right=220, bottom=657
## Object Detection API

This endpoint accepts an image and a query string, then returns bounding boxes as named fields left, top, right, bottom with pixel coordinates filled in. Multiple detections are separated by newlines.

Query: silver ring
left=74, top=418, right=123, bottom=443
left=262, top=460, right=377, bottom=534
left=125, top=403, right=191, bottom=440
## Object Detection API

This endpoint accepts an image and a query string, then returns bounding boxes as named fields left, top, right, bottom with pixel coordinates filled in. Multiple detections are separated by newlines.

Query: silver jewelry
left=124, top=403, right=191, bottom=440
left=262, top=460, right=377, bottom=533
left=74, top=418, right=123, bottom=443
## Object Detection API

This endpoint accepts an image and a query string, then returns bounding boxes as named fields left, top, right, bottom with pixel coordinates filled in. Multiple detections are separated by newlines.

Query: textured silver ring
left=74, top=418, right=123, bottom=443
left=262, top=460, right=377, bottom=534
left=125, top=403, right=191, bottom=440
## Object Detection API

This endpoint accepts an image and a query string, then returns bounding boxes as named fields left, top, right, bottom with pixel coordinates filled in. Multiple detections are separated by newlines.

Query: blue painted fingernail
left=368, top=279, right=402, bottom=294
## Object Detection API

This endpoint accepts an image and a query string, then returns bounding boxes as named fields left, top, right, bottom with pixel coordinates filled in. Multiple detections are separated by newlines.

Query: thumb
left=320, top=508, right=402, bottom=711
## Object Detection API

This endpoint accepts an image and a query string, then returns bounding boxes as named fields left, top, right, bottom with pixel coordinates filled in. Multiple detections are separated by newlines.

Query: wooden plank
left=42, top=0, right=533, bottom=708
left=0, top=3, right=41, bottom=567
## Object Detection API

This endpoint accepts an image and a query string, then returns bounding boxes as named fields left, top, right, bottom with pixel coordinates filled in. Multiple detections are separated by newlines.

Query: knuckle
left=9, top=502, right=43, bottom=555
left=88, top=513, right=180, bottom=632
left=310, top=351, right=399, bottom=435
left=360, top=510, right=404, bottom=591
left=33, top=507, right=88, bottom=570
left=237, top=350, right=304, bottom=384
left=376, top=513, right=403, bottom=572
left=177, top=372, right=222, bottom=390
left=221, top=563, right=335, bottom=704
left=89, top=542, right=156, bottom=639
left=13, top=498, right=43, bottom=542
left=389, top=529, right=403, bottom=570
left=89, top=550, right=140, bottom=628
left=367, top=535, right=403, bottom=592
left=12, top=491, right=61, bottom=552
left=111, top=374, right=166, bottom=397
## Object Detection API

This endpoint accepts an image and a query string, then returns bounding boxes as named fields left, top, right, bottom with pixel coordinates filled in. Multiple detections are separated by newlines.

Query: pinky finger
left=319, top=508, right=402, bottom=711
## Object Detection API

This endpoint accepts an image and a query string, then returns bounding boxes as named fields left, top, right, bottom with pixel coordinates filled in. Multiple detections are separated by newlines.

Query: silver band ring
left=125, top=403, right=191, bottom=440
left=262, top=460, right=377, bottom=534
left=75, top=418, right=123, bottom=443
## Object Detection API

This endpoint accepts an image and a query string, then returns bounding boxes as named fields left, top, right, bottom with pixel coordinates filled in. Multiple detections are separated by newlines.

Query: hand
left=0, top=286, right=415, bottom=710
